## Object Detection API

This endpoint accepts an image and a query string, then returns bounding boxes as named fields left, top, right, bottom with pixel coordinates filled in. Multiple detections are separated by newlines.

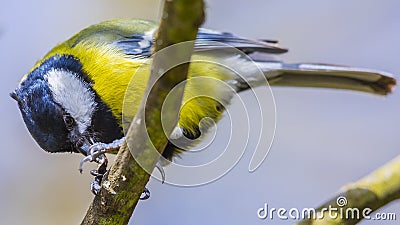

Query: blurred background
left=1, top=0, right=399, bottom=224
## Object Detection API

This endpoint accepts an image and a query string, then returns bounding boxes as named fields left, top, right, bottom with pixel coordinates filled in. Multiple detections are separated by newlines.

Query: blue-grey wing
left=195, top=28, right=287, bottom=55
left=113, top=28, right=288, bottom=58
left=113, top=33, right=153, bottom=57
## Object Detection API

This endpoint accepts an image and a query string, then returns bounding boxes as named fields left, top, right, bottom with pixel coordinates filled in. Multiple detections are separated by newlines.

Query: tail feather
left=257, top=62, right=396, bottom=95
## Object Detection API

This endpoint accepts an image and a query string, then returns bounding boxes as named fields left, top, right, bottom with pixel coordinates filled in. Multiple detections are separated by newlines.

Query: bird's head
left=11, top=55, right=118, bottom=155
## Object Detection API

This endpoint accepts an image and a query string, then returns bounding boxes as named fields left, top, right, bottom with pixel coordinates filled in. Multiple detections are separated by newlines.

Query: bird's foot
left=140, top=187, right=151, bottom=200
left=89, top=159, right=108, bottom=195
left=78, top=138, right=125, bottom=195
left=77, top=137, right=152, bottom=199
left=79, top=137, right=125, bottom=173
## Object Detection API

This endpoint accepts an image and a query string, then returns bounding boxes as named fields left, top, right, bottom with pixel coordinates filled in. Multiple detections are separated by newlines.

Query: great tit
left=11, top=19, right=396, bottom=192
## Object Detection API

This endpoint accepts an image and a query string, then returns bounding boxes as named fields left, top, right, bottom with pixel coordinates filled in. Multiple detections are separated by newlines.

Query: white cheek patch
left=45, top=69, right=97, bottom=133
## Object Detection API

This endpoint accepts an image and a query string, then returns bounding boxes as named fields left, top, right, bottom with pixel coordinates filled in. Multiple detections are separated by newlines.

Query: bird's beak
left=10, top=92, right=20, bottom=102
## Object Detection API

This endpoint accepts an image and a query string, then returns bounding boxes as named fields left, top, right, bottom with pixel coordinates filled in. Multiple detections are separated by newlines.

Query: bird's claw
left=79, top=143, right=108, bottom=173
left=77, top=142, right=110, bottom=195
left=156, top=161, right=166, bottom=184
left=89, top=157, right=108, bottom=195
left=90, top=174, right=103, bottom=195
left=140, top=187, right=151, bottom=200
left=78, top=138, right=126, bottom=195
left=76, top=138, right=153, bottom=198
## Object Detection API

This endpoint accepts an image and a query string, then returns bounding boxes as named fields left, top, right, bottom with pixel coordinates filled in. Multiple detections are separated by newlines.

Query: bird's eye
left=63, top=115, right=75, bottom=130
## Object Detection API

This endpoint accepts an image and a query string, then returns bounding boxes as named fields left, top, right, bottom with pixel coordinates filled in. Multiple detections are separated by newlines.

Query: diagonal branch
left=295, top=155, right=400, bottom=225
left=81, top=1, right=205, bottom=224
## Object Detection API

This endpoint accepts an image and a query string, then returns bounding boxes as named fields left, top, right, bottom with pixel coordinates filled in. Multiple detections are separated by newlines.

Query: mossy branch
left=295, top=155, right=400, bottom=225
left=81, top=1, right=205, bottom=224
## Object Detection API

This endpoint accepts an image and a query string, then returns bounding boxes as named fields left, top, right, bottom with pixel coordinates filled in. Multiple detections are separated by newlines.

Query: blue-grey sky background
left=0, top=0, right=399, bottom=224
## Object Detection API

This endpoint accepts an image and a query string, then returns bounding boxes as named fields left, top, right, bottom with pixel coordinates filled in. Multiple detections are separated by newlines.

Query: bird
left=11, top=19, right=396, bottom=195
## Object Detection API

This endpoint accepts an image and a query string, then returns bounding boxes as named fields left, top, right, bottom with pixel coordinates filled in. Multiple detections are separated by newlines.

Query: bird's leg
left=89, top=157, right=108, bottom=195
left=79, top=137, right=126, bottom=173
left=79, top=137, right=153, bottom=198
left=78, top=137, right=124, bottom=195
